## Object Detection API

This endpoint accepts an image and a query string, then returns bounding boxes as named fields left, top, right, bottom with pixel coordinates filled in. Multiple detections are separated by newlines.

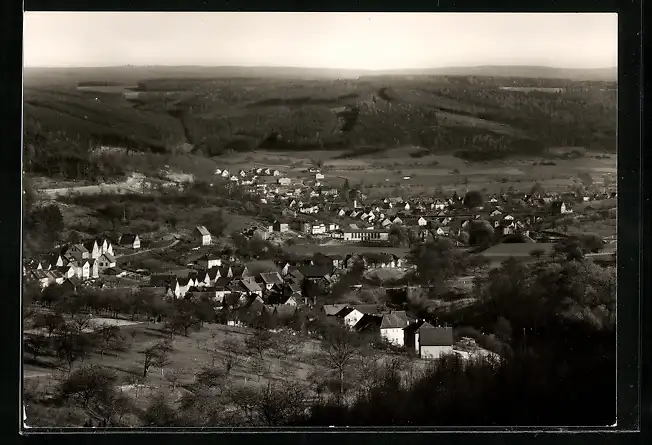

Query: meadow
left=218, top=149, right=617, bottom=197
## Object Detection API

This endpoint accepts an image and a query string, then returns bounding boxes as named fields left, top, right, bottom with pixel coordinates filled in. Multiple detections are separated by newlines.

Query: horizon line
left=23, top=64, right=617, bottom=71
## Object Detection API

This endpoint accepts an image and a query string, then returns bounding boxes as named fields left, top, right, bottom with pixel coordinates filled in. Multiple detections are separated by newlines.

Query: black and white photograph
left=22, top=12, right=619, bottom=429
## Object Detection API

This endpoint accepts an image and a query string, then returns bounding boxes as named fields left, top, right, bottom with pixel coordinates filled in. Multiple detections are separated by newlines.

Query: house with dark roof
left=313, top=252, right=343, bottom=270
left=355, top=313, right=383, bottom=334
left=322, top=304, right=348, bottom=316
left=60, top=277, right=82, bottom=294
left=197, top=254, right=222, bottom=270
left=379, top=311, right=412, bottom=346
left=285, top=267, right=305, bottom=285
left=258, top=272, right=284, bottom=291
left=230, top=266, right=248, bottom=280
left=118, top=233, right=141, bottom=249
left=340, top=305, right=383, bottom=329
left=405, top=321, right=454, bottom=359
left=96, top=253, right=116, bottom=272
left=419, top=326, right=454, bottom=359
left=240, top=277, right=263, bottom=297
left=65, top=244, right=90, bottom=260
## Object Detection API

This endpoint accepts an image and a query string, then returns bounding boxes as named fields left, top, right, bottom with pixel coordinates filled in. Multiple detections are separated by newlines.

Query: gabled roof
left=214, top=277, right=232, bottom=290
left=206, top=267, right=221, bottom=281
left=274, top=305, right=297, bottom=318
left=100, top=252, right=116, bottom=263
left=231, top=266, right=246, bottom=278
left=119, top=233, right=139, bottom=244
left=380, top=311, right=411, bottom=329
left=240, top=277, right=262, bottom=293
left=419, top=326, right=454, bottom=346
left=83, top=240, right=98, bottom=251
left=355, top=314, right=383, bottom=331
left=64, top=276, right=82, bottom=287
left=299, top=265, right=332, bottom=279
left=260, top=272, right=284, bottom=285
left=196, top=226, right=211, bottom=236
left=177, top=277, right=192, bottom=287
left=69, top=243, right=89, bottom=253
left=286, top=282, right=302, bottom=293
left=351, top=304, right=382, bottom=315
left=323, top=304, right=348, bottom=316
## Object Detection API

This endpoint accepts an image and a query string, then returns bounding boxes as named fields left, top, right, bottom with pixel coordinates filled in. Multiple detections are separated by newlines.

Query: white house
left=221, top=170, right=230, bottom=178
left=406, top=323, right=454, bottom=359
left=417, top=217, right=427, bottom=227
left=278, top=177, right=292, bottom=186
left=404, top=203, right=411, bottom=211
left=380, top=311, right=412, bottom=346
left=316, top=173, right=325, bottom=180
left=96, top=253, right=116, bottom=272
left=272, top=170, right=281, bottom=176
left=198, top=254, right=222, bottom=269
left=342, top=228, right=390, bottom=242
left=196, top=226, right=212, bottom=246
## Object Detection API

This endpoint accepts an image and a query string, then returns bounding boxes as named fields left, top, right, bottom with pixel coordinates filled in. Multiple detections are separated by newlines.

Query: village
left=23, top=161, right=617, bottom=363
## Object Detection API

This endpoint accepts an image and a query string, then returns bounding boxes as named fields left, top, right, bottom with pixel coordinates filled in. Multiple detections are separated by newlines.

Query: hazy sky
left=23, top=12, right=617, bottom=69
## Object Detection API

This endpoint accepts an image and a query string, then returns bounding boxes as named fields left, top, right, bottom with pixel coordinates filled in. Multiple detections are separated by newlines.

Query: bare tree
left=58, top=365, right=131, bottom=426
left=354, top=344, right=381, bottom=399
left=322, top=326, right=358, bottom=404
left=222, top=337, right=244, bottom=374
left=95, top=324, right=124, bottom=357
left=230, top=379, right=310, bottom=426
left=55, top=323, right=93, bottom=375
left=24, top=335, right=50, bottom=361
left=245, top=329, right=277, bottom=360
left=140, top=340, right=173, bottom=378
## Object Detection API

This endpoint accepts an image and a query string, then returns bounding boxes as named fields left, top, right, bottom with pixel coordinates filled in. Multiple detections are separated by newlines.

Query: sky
left=23, top=12, right=618, bottom=70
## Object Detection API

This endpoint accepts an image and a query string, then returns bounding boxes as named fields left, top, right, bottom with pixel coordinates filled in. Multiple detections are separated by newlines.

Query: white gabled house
left=196, top=226, right=212, bottom=246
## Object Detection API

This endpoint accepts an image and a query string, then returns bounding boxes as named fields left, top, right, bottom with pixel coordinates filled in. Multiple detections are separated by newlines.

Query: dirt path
left=114, top=239, right=179, bottom=259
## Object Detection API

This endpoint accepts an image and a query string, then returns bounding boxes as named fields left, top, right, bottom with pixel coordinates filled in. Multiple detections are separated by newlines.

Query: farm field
left=286, top=243, right=411, bottom=258
left=215, top=149, right=616, bottom=197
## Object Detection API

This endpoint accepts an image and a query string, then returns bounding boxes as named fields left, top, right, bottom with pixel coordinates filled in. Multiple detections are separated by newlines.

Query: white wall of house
left=343, top=310, right=364, bottom=328
left=421, top=345, right=454, bottom=359
left=207, top=259, right=222, bottom=268
left=200, top=235, right=211, bottom=246
left=381, top=328, right=405, bottom=346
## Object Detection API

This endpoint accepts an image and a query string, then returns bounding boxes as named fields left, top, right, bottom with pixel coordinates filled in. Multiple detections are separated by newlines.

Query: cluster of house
left=322, top=304, right=455, bottom=359
left=23, top=234, right=141, bottom=288
left=218, top=164, right=616, bottom=244
left=143, top=250, right=407, bottom=303
left=245, top=192, right=593, bottom=245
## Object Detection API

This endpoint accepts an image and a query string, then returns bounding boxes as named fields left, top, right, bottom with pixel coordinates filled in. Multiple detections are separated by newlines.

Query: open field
left=286, top=243, right=411, bottom=257
left=217, top=149, right=616, bottom=196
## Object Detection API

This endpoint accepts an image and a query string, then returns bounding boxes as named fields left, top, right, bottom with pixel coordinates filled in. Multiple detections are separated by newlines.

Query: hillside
left=23, top=66, right=617, bottom=180
left=363, top=65, right=617, bottom=81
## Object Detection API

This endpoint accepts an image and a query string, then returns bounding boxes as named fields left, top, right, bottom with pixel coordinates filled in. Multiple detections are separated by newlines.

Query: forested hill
left=361, top=65, right=617, bottom=81
left=23, top=67, right=617, bottom=180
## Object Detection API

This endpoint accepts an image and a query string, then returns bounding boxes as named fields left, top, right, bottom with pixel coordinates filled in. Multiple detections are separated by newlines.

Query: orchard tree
left=409, top=238, right=468, bottom=285
left=468, top=220, right=494, bottom=247
left=463, top=190, right=484, bottom=209
left=140, top=340, right=173, bottom=378
left=322, top=324, right=359, bottom=404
